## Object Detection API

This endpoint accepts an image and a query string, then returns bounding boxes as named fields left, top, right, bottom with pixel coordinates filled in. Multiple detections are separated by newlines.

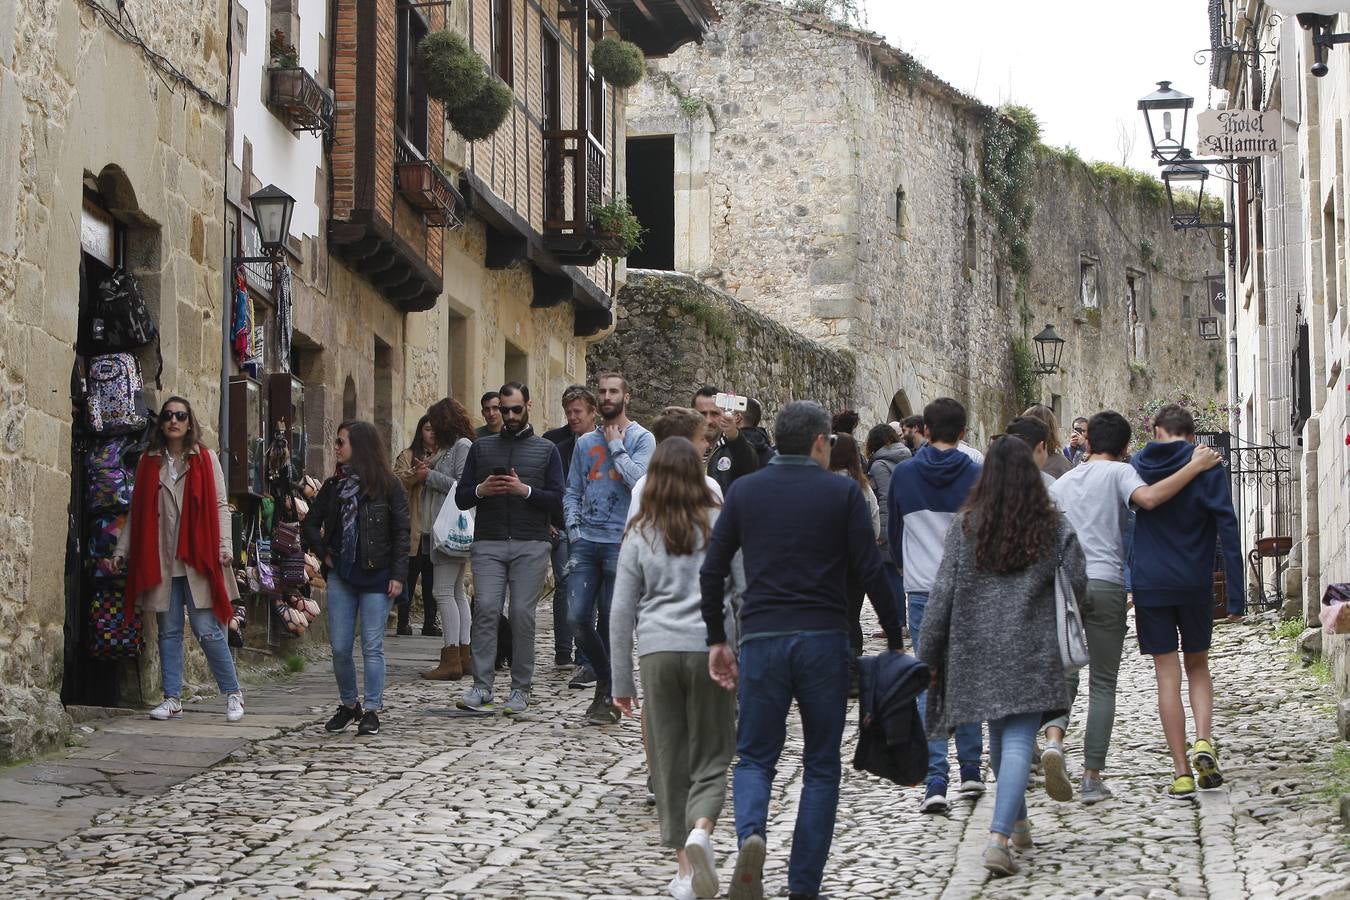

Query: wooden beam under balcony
left=532, top=269, right=574, bottom=308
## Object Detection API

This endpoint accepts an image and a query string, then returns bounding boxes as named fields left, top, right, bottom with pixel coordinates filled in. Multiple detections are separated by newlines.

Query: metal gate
left=1200, top=433, right=1294, bottom=611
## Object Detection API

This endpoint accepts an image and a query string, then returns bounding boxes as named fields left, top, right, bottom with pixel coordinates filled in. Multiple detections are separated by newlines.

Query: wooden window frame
left=491, top=0, right=514, bottom=86
left=397, top=4, right=430, bottom=154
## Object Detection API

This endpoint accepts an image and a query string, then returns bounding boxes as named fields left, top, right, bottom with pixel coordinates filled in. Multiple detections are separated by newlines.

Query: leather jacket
left=303, top=474, right=411, bottom=583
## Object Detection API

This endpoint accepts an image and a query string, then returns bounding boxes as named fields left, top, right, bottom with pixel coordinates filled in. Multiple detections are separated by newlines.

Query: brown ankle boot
left=457, top=644, right=472, bottom=678
left=421, top=646, right=461, bottom=681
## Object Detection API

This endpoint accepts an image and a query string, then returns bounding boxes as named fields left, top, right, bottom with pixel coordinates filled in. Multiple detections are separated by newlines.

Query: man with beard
left=455, top=383, right=565, bottom=716
left=693, top=386, right=759, bottom=494
left=564, top=372, right=655, bottom=725
left=543, top=385, right=599, bottom=682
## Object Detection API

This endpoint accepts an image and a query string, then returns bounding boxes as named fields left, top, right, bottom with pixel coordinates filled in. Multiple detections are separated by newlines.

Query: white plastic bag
left=431, top=482, right=474, bottom=557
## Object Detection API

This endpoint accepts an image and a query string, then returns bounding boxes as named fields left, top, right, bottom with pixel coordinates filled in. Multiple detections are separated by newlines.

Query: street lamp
left=248, top=184, right=296, bottom=256
left=1032, top=324, right=1065, bottom=376
left=1267, top=2, right=1350, bottom=77
left=1161, top=151, right=1224, bottom=230
left=1138, top=81, right=1194, bottom=163
left=1198, top=315, right=1221, bottom=340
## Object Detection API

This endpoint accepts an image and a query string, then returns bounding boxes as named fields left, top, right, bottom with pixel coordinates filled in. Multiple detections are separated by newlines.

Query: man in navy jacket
left=701, top=401, right=903, bottom=900
left=1131, top=403, right=1243, bottom=800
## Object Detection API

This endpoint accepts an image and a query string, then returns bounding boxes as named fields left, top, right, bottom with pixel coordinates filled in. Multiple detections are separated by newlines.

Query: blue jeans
left=987, top=712, right=1041, bottom=836
left=158, top=577, right=240, bottom=698
left=884, top=562, right=906, bottom=629
left=326, top=573, right=391, bottom=711
left=551, top=534, right=585, bottom=665
left=908, top=591, right=983, bottom=783
left=566, top=538, right=618, bottom=685
left=735, top=631, right=849, bottom=895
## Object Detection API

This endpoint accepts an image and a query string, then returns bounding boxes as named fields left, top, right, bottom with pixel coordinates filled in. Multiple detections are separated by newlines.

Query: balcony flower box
left=395, top=159, right=462, bottom=229
left=268, top=66, right=335, bottom=136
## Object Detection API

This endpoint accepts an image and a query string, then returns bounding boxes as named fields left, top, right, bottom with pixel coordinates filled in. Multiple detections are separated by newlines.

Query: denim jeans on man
left=159, top=577, right=240, bottom=698
left=987, top=712, right=1041, bottom=836
left=326, top=572, right=392, bottom=710
left=908, top=591, right=983, bottom=783
left=735, top=630, right=849, bottom=895
left=566, top=538, right=619, bottom=685
left=550, top=534, right=587, bottom=665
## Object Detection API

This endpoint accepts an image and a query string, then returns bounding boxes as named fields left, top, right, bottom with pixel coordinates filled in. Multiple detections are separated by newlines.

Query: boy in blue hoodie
left=1131, top=404, right=1244, bottom=800
left=887, top=397, right=984, bottom=813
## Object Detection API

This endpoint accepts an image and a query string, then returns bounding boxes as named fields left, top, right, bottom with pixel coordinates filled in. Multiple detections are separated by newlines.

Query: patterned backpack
left=84, top=353, right=148, bottom=435
left=87, top=584, right=144, bottom=658
left=87, top=511, right=127, bottom=574
left=85, top=436, right=137, bottom=512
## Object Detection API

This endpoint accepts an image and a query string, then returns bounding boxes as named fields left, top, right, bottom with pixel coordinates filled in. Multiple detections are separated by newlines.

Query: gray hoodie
left=867, top=443, right=912, bottom=545
left=609, top=508, right=744, bottom=699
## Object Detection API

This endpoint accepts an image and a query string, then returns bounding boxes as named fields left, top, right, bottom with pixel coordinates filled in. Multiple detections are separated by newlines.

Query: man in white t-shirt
left=1042, top=410, right=1221, bottom=805
left=627, top=406, right=723, bottom=523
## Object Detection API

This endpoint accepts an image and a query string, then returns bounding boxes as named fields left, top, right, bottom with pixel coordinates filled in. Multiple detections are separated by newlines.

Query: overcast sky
left=866, top=0, right=1216, bottom=173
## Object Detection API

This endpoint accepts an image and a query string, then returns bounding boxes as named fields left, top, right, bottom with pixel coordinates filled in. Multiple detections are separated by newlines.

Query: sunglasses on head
left=500, top=405, right=525, bottom=415
left=159, top=410, right=189, bottom=423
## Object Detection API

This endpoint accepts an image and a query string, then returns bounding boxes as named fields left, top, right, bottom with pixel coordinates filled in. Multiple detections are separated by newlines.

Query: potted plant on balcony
left=269, top=29, right=298, bottom=68
left=418, top=30, right=513, bottom=142
left=591, top=37, right=646, bottom=88
left=591, top=197, right=644, bottom=259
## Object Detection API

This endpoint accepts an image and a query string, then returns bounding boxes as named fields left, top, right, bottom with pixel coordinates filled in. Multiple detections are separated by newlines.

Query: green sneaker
left=1166, top=773, right=1197, bottom=801
left=1191, top=739, right=1224, bottom=790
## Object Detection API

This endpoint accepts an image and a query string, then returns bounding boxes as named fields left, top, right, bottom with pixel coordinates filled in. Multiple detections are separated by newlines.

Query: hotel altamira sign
left=1197, top=109, right=1280, bottom=156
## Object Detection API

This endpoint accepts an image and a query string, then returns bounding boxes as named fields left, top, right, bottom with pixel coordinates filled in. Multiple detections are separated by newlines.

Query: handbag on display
left=87, top=584, right=144, bottom=658
left=1054, top=547, right=1090, bottom=674
left=431, top=481, right=475, bottom=557
left=272, top=522, right=302, bottom=556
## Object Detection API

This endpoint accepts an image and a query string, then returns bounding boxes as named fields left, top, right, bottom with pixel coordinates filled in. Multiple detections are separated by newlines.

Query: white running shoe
left=148, top=698, right=183, bottom=720
left=684, top=828, right=719, bottom=899
left=667, top=872, right=695, bottom=900
left=226, top=693, right=245, bottom=722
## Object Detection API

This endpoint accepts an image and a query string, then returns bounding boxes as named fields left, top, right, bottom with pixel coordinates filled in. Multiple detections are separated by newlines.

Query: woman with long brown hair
left=919, top=436, right=1086, bottom=878
left=1023, top=404, right=1071, bottom=479
left=304, top=420, right=409, bottom=736
left=393, top=414, right=439, bottom=637
left=830, top=432, right=879, bottom=675
left=416, top=397, right=476, bottom=680
left=610, top=438, right=740, bottom=900
left=113, top=397, right=243, bottom=722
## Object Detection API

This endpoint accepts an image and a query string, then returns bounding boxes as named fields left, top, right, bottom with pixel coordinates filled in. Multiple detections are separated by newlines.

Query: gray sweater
left=423, top=438, right=472, bottom=558
left=918, top=511, right=1086, bottom=737
left=609, top=509, right=744, bottom=699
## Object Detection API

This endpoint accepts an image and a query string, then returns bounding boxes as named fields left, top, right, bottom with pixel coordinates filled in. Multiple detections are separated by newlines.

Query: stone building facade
left=619, top=0, right=1225, bottom=443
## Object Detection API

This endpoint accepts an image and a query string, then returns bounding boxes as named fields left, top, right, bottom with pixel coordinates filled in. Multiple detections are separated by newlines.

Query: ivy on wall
left=1011, top=337, right=1039, bottom=411
left=979, top=104, right=1040, bottom=277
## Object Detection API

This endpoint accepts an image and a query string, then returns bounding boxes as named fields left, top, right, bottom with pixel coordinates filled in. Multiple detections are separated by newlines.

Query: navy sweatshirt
left=699, top=456, right=904, bottom=650
left=887, top=445, right=982, bottom=594
left=1131, top=440, right=1244, bottom=610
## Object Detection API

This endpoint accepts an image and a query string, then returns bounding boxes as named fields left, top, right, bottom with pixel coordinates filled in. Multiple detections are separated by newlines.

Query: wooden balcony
left=267, top=67, right=335, bottom=136
left=542, top=129, right=606, bottom=265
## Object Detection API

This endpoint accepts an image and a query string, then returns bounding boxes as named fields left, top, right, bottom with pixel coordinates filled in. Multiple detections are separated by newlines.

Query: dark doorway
left=626, top=136, right=675, bottom=271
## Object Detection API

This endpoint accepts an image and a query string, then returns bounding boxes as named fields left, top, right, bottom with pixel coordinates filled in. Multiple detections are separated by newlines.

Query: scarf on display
left=124, top=450, right=233, bottom=624
left=276, top=263, right=293, bottom=373
left=336, top=465, right=363, bottom=579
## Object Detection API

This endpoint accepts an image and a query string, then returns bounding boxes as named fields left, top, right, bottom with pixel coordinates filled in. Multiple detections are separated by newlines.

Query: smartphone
left=492, top=466, right=509, bottom=476
left=714, top=392, right=749, bottom=413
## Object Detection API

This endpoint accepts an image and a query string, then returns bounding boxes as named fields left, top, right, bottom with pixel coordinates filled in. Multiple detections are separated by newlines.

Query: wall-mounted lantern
left=1138, top=80, right=1194, bottom=162
left=1198, top=314, right=1222, bottom=340
left=1032, top=324, right=1066, bottom=375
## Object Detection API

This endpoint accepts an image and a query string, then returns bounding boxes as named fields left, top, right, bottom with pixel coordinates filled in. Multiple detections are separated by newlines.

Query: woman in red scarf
left=112, top=397, right=243, bottom=722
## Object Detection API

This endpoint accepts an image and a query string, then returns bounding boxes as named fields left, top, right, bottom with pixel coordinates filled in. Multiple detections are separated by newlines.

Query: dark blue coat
left=852, top=651, right=929, bottom=786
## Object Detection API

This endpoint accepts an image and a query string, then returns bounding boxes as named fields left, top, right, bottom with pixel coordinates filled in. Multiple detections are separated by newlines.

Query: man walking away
left=1042, top=411, right=1219, bottom=804
left=735, top=398, right=776, bottom=469
left=701, top=401, right=904, bottom=900
left=544, top=385, right=598, bottom=682
left=455, top=383, right=564, bottom=716
left=887, top=397, right=983, bottom=813
left=1003, top=416, right=1056, bottom=490
left=565, top=373, right=655, bottom=725
left=864, top=423, right=911, bottom=628
left=476, top=391, right=503, bottom=438
left=693, top=386, right=758, bottom=494
left=1131, top=404, right=1243, bottom=800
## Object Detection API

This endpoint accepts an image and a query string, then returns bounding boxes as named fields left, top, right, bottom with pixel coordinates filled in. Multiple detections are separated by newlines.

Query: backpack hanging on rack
left=92, top=268, right=163, bottom=387
left=87, top=582, right=144, bottom=658
left=84, top=435, right=139, bottom=512
left=82, top=353, right=149, bottom=436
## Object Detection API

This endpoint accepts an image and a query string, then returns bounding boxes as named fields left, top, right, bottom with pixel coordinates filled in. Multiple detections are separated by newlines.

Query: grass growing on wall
left=979, top=104, right=1040, bottom=276
left=1011, top=337, right=1039, bottom=410
left=675, top=293, right=737, bottom=343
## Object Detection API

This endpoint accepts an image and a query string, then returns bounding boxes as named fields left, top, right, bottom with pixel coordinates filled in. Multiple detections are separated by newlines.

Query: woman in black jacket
left=304, top=420, right=409, bottom=736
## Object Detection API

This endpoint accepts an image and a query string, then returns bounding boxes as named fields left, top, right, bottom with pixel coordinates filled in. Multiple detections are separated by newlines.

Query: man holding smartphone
left=693, top=385, right=759, bottom=493
left=454, top=382, right=565, bottom=716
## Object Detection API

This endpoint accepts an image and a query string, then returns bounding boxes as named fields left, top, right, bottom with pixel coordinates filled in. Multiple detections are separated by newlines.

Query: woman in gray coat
left=417, top=398, right=475, bottom=680
left=918, top=437, right=1087, bottom=878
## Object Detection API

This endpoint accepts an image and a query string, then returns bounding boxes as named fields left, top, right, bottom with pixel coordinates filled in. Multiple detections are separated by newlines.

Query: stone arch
left=342, top=375, right=357, bottom=421
left=888, top=389, right=913, bottom=422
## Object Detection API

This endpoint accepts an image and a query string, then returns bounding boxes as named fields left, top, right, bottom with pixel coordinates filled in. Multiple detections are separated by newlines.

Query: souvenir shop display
left=81, top=428, right=146, bottom=658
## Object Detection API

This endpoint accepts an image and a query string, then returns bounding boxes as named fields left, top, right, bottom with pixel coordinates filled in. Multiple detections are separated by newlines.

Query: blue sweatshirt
left=1131, top=440, right=1244, bottom=612
left=699, top=456, right=904, bottom=650
left=887, top=444, right=981, bottom=594
left=564, top=423, right=655, bottom=543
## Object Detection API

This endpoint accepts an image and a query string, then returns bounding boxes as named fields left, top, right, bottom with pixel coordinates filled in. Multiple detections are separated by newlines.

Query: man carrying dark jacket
left=701, top=401, right=903, bottom=900
left=1131, top=403, right=1243, bottom=801
left=693, top=385, right=759, bottom=493
left=454, top=382, right=565, bottom=717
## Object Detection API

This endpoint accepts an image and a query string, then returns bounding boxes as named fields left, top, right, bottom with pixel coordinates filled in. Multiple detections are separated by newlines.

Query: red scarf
left=124, top=450, right=233, bottom=624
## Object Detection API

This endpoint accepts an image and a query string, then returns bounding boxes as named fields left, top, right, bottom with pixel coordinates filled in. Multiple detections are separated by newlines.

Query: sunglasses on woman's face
left=159, top=410, right=189, bottom=423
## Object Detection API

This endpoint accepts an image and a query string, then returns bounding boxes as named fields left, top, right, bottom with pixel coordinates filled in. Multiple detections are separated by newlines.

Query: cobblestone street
left=1, top=597, right=1347, bottom=899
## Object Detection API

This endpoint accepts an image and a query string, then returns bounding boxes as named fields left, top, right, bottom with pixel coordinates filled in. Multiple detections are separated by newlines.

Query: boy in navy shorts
left=1131, top=404, right=1244, bottom=800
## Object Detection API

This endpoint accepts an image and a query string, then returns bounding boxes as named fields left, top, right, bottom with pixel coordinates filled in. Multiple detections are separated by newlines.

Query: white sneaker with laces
left=684, top=828, right=718, bottom=899
left=226, top=693, right=245, bottom=722
left=667, top=872, right=695, bottom=900
left=149, top=698, right=183, bottom=720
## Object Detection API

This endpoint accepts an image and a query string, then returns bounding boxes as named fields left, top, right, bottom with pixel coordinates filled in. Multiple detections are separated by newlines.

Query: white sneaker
left=226, top=693, right=245, bottom=723
left=667, top=872, right=695, bottom=900
left=148, top=698, right=183, bottom=720
left=684, top=828, right=718, bottom=899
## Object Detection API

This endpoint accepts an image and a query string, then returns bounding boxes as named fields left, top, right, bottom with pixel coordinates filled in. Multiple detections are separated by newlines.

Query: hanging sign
left=1196, top=109, right=1280, bottom=156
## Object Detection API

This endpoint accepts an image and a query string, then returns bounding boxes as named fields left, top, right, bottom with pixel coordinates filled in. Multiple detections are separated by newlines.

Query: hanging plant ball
left=591, top=37, right=646, bottom=89
left=418, top=31, right=486, bottom=110
left=447, top=78, right=514, bottom=141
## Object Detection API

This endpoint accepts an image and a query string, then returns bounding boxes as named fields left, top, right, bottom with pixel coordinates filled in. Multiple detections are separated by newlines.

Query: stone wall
left=587, top=270, right=855, bottom=423
left=629, top=0, right=1224, bottom=444
left=0, top=0, right=230, bottom=758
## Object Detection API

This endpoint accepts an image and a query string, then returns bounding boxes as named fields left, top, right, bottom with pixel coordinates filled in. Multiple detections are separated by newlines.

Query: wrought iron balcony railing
left=268, top=66, right=335, bottom=137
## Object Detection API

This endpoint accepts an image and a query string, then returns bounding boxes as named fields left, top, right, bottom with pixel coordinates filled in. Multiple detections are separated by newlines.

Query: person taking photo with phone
left=692, top=386, right=758, bottom=494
